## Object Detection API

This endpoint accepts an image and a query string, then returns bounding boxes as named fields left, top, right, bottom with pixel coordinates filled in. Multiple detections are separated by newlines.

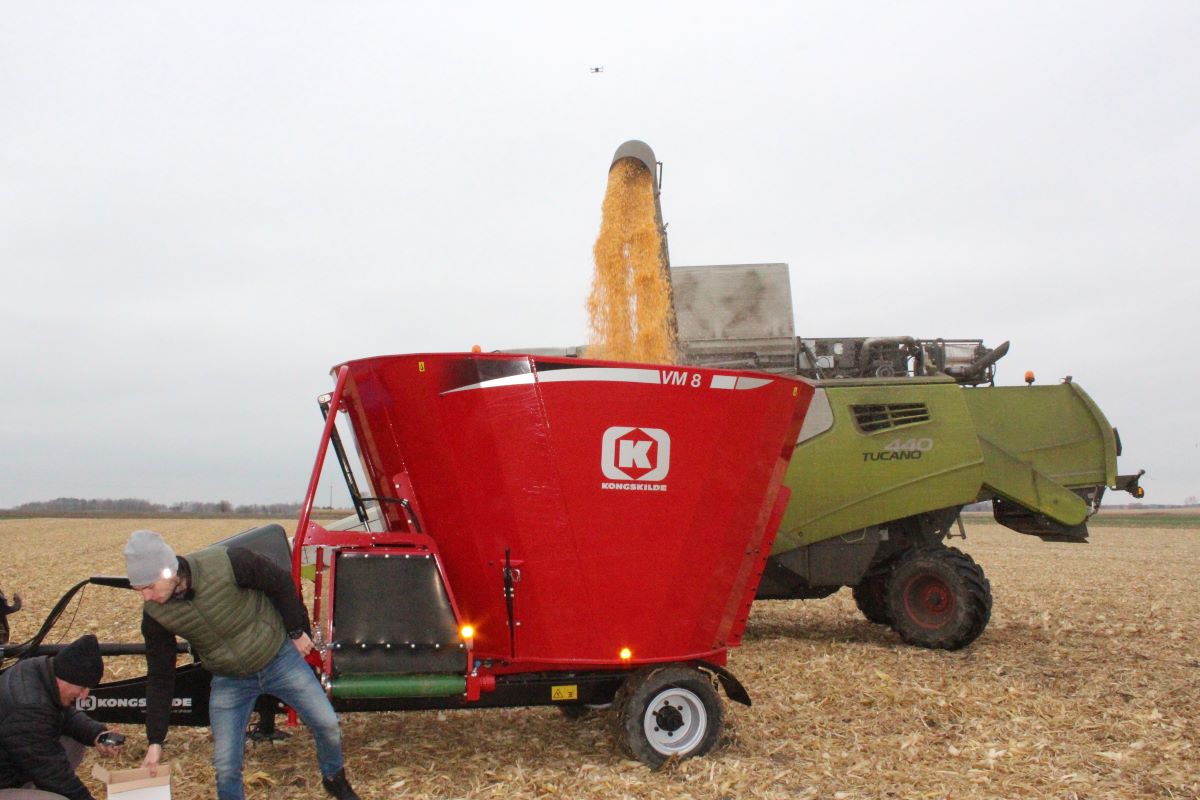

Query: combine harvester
left=533, top=140, right=1146, bottom=651
left=672, top=262, right=1145, bottom=649
left=1, top=352, right=815, bottom=767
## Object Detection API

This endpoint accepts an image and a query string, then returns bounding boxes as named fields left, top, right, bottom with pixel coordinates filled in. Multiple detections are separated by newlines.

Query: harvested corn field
left=1, top=517, right=1196, bottom=799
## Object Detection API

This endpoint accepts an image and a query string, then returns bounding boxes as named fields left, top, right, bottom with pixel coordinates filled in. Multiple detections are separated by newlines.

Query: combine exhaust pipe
left=943, top=340, right=1010, bottom=381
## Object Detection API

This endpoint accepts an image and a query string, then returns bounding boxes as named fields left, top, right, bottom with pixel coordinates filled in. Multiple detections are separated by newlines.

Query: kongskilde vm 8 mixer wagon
left=293, top=353, right=813, bottom=765
left=4, top=352, right=814, bottom=768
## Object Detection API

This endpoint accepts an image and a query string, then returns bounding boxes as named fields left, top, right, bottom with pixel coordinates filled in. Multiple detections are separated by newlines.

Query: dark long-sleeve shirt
left=0, top=656, right=105, bottom=800
left=141, top=547, right=310, bottom=744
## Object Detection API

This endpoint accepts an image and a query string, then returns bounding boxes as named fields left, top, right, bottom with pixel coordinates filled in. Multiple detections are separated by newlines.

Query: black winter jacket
left=0, top=655, right=104, bottom=800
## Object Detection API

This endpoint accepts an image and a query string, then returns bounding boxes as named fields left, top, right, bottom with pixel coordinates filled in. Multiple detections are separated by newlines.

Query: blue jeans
left=209, top=640, right=344, bottom=800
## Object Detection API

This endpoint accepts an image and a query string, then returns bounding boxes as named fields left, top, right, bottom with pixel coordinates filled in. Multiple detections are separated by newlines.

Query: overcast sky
left=2, top=2, right=1196, bottom=508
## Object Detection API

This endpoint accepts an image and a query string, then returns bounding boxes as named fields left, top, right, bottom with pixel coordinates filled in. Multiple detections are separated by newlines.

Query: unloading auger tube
left=610, top=139, right=678, bottom=345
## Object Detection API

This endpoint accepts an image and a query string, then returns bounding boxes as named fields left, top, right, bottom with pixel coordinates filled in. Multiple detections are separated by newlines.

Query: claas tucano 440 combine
left=1, top=352, right=816, bottom=767
left=671, top=262, right=1144, bottom=650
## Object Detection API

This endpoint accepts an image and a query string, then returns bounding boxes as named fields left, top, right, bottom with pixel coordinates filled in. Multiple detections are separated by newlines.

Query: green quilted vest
left=144, top=548, right=286, bottom=677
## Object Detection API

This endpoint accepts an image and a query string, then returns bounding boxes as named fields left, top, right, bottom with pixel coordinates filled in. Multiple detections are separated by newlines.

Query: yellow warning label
left=418, top=361, right=425, bottom=373
left=551, top=685, right=578, bottom=701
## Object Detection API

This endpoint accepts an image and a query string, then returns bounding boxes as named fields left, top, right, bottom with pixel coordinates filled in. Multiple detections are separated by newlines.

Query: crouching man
left=123, top=530, right=359, bottom=800
left=0, top=634, right=124, bottom=800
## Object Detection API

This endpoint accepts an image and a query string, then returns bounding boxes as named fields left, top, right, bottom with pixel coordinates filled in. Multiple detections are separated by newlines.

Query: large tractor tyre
left=852, top=573, right=891, bottom=625
left=614, top=666, right=724, bottom=768
left=885, top=546, right=992, bottom=650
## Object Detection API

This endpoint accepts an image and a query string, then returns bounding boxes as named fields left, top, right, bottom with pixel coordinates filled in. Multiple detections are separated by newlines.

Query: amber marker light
left=619, top=647, right=632, bottom=661
left=460, top=625, right=475, bottom=640
left=1024, top=370, right=1035, bottom=385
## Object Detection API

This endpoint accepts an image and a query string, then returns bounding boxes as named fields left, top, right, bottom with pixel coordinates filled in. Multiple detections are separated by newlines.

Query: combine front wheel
left=885, top=546, right=992, bottom=650
left=615, top=666, right=723, bottom=768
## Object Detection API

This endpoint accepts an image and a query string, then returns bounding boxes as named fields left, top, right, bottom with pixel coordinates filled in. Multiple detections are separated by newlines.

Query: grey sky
left=2, top=2, right=1196, bottom=508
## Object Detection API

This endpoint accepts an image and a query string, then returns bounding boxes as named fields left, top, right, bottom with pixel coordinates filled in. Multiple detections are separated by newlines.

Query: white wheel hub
left=642, top=687, right=708, bottom=755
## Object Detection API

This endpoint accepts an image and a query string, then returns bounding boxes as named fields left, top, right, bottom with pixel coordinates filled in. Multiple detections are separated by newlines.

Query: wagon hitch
left=1, top=576, right=190, bottom=671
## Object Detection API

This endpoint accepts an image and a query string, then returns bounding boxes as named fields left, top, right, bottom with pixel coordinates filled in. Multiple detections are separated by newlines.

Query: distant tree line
left=7, top=497, right=304, bottom=515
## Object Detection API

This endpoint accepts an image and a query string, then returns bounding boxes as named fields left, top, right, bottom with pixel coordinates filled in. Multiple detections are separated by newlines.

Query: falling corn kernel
left=586, top=158, right=677, bottom=365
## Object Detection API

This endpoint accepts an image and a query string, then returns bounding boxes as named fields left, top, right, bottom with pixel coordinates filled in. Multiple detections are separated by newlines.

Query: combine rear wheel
left=852, top=573, right=891, bottom=625
left=885, top=546, right=991, bottom=650
left=614, top=666, right=723, bottom=768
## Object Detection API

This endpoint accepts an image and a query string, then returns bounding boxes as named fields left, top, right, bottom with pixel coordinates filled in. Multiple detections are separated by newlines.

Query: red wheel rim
left=902, top=574, right=955, bottom=629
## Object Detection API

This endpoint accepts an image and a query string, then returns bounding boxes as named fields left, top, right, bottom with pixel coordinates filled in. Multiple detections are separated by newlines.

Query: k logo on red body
left=600, top=426, right=670, bottom=488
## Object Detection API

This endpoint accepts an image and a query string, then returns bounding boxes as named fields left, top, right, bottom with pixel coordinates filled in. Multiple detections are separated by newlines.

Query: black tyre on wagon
left=613, top=665, right=724, bottom=768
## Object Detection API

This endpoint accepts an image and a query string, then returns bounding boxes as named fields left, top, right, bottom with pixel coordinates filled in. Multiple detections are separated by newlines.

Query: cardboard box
left=91, top=764, right=172, bottom=800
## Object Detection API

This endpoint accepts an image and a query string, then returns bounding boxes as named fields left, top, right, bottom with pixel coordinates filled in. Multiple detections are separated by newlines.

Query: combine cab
left=672, top=262, right=1145, bottom=650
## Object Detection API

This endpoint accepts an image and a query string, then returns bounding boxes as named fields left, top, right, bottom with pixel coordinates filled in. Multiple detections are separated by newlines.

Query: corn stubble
left=2, top=517, right=1197, bottom=800
left=586, top=158, right=677, bottom=364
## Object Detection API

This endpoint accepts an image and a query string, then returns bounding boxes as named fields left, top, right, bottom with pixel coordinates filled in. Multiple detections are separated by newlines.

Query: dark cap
left=53, top=634, right=104, bottom=688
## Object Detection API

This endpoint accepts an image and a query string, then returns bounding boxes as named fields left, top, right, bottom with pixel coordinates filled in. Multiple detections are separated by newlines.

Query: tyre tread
left=885, top=545, right=992, bottom=650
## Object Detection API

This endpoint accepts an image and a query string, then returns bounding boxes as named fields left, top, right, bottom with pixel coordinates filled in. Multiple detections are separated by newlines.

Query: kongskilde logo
left=76, top=696, right=193, bottom=711
left=601, top=426, right=670, bottom=491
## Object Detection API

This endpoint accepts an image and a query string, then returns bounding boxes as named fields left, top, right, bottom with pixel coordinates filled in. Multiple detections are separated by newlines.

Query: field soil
left=1, top=517, right=1196, bottom=799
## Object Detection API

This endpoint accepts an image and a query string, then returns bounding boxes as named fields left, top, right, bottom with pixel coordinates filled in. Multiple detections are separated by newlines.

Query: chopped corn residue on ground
left=2, top=517, right=1197, bottom=799
left=586, top=158, right=677, bottom=364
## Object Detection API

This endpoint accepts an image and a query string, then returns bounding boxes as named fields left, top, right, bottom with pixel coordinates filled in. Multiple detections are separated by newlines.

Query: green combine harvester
left=672, top=262, right=1145, bottom=650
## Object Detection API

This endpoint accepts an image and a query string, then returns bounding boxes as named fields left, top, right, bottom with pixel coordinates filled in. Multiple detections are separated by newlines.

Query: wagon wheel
left=885, top=546, right=992, bottom=650
left=852, top=572, right=891, bottom=625
left=614, top=666, right=723, bottom=768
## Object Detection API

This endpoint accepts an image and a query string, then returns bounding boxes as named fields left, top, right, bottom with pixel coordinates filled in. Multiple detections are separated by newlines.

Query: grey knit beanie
left=124, top=529, right=178, bottom=587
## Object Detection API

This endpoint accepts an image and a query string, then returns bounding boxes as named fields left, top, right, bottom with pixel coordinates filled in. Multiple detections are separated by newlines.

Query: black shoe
left=322, top=768, right=360, bottom=800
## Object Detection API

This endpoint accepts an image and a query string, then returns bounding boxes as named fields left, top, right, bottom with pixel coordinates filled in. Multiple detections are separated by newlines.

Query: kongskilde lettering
left=77, top=696, right=193, bottom=710
left=600, top=482, right=668, bottom=492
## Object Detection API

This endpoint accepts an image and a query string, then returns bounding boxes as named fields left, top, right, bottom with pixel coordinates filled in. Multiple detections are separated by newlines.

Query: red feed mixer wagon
left=0, top=351, right=813, bottom=769
left=292, top=352, right=814, bottom=764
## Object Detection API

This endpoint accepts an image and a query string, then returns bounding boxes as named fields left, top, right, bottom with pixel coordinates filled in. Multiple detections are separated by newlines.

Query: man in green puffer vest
left=124, top=530, right=359, bottom=800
